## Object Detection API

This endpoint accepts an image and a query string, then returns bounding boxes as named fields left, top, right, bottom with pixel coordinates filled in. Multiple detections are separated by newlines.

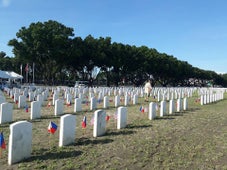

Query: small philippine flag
left=0, top=132, right=6, bottom=149
left=139, top=106, right=144, bottom=113
left=82, top=116, right=87, bottom=128
left=48, top=121, right=58, bottom=134
left=106, top=115, right=110, bottom=121
left=25, top=105, right=28, bottom=112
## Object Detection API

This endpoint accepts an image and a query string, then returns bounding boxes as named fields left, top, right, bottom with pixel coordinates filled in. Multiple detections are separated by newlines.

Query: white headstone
left=8, top=121, right=32, bottom=165
left=200, top=95, right=204, bottom=105
left=37, top=94, right=44, bottom=106
left=103, top=96, right=109, bottom=109
left=176, top=98, right=182, bottom=112
left=157, top=91, right=161, bottom=102
left=0, top=102, right=13, bottom=124
left=124, top=95, right=129, bottom=106
left=59, top=114, right=76, bottom=147
left=14, top=93, right=19, bottom=103
left=90, top=97, right=97, bottom=111
left=31, top=101, right=41, bottom=120
left=74, top=98, right=82, bottom=112
left=53, top=94, right=59, bottom=105
left=169, top=99, right=175, bottom=114
left=160, top=101, right=166, bottom=117
left=55, top=99, right=64, bottom=116
left=66, top=93, right=72, bottom=105
left=0, top=96, right=6, bottom=104
left=148, top=102, right=156, bottom=120
left=28, top=92, right=34, bottom=102
left=18, top=95, right=26, bottom=108
left=93, top=110, right=106, bottom=137
left=115, top=95, right=120, bottom=107
left=133, top=94, right=138, bottom=105
left=117, top=106, right=127, bottom=129
left=183, top=98, right=188, bottom=111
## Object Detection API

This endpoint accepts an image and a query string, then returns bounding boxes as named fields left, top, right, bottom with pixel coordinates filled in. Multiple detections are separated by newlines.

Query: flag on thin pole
left=139, top=106, right=144, bottom=113
left=32, top=62, right=35, bottom=84
left=106, top=114, right=110, bottom=122
left=48, top=121, right=58, bottom=134
left=25, top=63, right=29, bottom=72
left=0, top=132, right=6, bottom=149
left=25, top=105, right=29, bottom=112
left=0, top=132, right=6, bottom=158
left=20, top=64, right=22, bottom=74
left=25, top=63, right=29, bottom=83
left=82, top=116, right=87, bottom=128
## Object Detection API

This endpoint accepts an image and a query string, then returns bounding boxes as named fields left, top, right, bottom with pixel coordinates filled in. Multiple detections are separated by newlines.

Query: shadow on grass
left=106, top=130, right=136, bottom=136
left=187, top=107, right=200, bottom=112
left=38, top=115, right=60, bottom=120
left=126, top=124, right=152, bottom=129
left=154, top=116, right=175, bottom=120
left=25, top=149, right=83, bottom=162
left=75, top=137, right=114, bottom=146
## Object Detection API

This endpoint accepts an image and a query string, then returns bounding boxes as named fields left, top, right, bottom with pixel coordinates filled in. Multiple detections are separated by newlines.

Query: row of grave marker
left=0, top=86, right=226, bottom=165
left=3, top=107, right=127, bottom=165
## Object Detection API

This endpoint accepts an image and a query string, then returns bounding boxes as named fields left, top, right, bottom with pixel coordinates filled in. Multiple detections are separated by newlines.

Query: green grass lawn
left=1, top=89, right=227, bottom=170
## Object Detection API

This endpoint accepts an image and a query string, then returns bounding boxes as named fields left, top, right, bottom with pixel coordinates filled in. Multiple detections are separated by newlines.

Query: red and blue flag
left=0, top=132, right=6, bottom=149
left=82, top=116, right=87, bottom=128
left=48, top=121, right=58, bottom=134
left=139, top=106, right=144, bottom=113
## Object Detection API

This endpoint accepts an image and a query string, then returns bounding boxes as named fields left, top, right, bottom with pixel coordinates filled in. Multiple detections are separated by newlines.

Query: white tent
left=0, top=70, right=10, bottom=79
left=0, top=70, right=23, bottom=80
left=5, top=71, right=23, bottom=80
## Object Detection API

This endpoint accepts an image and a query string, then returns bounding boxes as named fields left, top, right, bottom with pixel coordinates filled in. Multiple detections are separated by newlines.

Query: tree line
left=1, top=20, right=227, bottom=87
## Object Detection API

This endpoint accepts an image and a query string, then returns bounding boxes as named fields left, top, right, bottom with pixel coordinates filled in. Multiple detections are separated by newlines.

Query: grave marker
left=8, top=121, right=32, bottom=165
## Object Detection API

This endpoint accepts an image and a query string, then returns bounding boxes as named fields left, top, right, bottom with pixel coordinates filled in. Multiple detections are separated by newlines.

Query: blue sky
left=1, top=0, right=227, bottom=74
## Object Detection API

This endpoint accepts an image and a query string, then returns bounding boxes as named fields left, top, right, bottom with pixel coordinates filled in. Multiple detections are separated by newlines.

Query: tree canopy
left=2, top=20, right=226, bottom=87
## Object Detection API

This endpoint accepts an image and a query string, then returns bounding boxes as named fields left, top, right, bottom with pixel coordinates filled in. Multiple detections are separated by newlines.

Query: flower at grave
left=48, top=121, right=58, bottom=134
left=97, top=98, right=101, bottom=104
left=106, top=115, right=110, bottom=122
left=15, top=100, right=18, bottom=104
left=0, top=132, right=6, bottom=149
left=82, top=116, right=87, bottom=128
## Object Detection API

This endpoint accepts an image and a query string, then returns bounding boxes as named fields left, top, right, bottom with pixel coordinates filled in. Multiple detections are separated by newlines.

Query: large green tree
left=8, top=20, right=74, bottom=84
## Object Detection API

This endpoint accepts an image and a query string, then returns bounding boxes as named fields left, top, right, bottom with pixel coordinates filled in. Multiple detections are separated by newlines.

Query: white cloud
left=2, top=0, right=11, bottom=7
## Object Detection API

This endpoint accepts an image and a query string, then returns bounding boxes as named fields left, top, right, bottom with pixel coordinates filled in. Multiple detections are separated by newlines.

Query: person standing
left=144, top=79, right=152, bottom=102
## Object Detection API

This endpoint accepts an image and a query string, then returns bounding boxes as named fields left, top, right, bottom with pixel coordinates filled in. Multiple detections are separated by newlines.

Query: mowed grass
left=1, top=89, right=227, bottom=170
